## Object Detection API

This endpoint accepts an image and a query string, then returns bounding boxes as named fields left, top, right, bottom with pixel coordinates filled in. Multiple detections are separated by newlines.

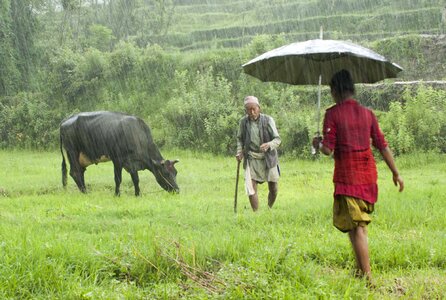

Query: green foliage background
left=1, top=0, right=446, bottom=156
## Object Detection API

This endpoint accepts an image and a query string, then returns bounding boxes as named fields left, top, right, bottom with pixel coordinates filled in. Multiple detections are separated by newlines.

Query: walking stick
left=234, top=159, right=241, bottom=213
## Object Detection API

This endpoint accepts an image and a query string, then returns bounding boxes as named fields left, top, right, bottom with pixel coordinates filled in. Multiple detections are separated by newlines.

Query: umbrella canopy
left=242, top=39, right=403, bottom=85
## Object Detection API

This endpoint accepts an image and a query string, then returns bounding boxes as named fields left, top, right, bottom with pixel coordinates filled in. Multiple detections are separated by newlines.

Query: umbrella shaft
left=317, top=74, right=322, bottom=134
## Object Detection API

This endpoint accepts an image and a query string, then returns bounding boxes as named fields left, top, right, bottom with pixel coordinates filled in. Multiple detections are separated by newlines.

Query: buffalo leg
left=130, top=171, right=140, bottom=196
left=79, top=168, right=86, bottom=191
left=62, top=156, right=67, bottom=188
left=67, top=151, right=87, bottom=193
left=113, top=163, right=123, bottom=196
left=70, top=168, right=86, bottom=193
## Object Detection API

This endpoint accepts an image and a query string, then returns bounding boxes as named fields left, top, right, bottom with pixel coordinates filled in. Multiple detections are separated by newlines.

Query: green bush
left=47, top=47, right=109, bottom=109
left=404, top=86, right=446, bottom=152
left=380, top=85, right=446, bottom=154
left=47, top=48, right=82, bottom=103
left=0, top=93, right=63, bottom=149
left=108, top=41, right=140, bottom=80
left=280, top=113, right=312, bottom=158
left=159, top=68, right=239, bottom=154
left=272, top=89, right=318, bottom=158
left=80, top=48, right=107, bottom=83
left=86, top=24, right=115, bottom=52
left=380, top=102, right=414, bottom=155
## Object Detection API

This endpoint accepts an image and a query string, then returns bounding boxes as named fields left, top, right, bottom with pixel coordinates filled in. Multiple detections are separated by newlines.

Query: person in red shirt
left=313, top=69, right=404, bottom=284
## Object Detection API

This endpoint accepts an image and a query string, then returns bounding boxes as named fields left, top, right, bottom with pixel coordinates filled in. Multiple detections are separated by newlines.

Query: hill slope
left=156, top=0, right=444, bottom=51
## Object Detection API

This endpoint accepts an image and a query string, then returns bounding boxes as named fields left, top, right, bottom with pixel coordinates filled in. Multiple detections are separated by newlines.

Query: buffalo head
left=152, top=159, right=179, bottom=193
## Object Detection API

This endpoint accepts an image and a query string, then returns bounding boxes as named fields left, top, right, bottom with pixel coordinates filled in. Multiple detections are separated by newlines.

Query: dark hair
left=329, top=69, right=355, bottom=97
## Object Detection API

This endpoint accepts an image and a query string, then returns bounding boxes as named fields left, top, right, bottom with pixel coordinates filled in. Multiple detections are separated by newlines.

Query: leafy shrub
left=159, top=68, right=239, bottom=154
left=86, top=24, right=115, bottom=51
left=272, top=90, right=317, bottom=158
left=0, top=93, right=63, bottom=149
left=404, top=86, right=446, bottom=152
left=246, top=34, right=286, bottom=58
left=79, top=48, right=107, bottom=83
left=280, top=113, right=312, bottom=157
left=47, top=48, right=82, bottom=102
left=47, top=47, right=108, bottom=108
left=108, top=41, right=140, bottom=79
left=380, top=102, right=414, bottom=155
left=140, top=44, right=178, bottom=92
left=380, top=85, right=446, bottom=154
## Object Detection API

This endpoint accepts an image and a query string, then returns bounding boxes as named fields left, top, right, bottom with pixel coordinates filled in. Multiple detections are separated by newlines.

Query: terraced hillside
left=154, top=0, right=444, bottom=51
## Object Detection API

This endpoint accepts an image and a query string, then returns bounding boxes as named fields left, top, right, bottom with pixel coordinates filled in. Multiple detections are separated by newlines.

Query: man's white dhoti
left=244, top=160, right=255, bottom=195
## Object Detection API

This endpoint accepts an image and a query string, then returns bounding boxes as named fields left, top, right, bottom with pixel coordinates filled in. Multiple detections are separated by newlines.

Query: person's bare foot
left=352, top=269, right=375, bottom=289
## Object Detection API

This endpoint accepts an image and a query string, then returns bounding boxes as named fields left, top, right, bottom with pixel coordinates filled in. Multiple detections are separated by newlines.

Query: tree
left=10, top=0, right=39, bottom=90
left=0, top=0, right=20, bottom=96
left=59, top=0, right=83, bottom=47
left=87, top=24, right=115, bottom=51
left=0, top=0, right=40, bottom=95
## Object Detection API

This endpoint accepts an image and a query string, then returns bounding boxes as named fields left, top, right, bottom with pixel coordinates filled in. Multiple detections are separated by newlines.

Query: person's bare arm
left=380, top=147, right=404, bottom=192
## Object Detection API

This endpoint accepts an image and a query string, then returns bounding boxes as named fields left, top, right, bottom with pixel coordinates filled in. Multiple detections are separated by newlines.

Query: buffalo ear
left=153, top=159, right=177, bottom=167
left=152, top=159, right=162, bottom=166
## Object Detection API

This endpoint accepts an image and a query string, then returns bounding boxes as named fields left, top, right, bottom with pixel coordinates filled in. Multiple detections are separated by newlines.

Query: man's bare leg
left=267, top=181, right=278, bottom=208
left=348, top=226, right=372, bottom=282
left=248, top=180, right=258, bottom=211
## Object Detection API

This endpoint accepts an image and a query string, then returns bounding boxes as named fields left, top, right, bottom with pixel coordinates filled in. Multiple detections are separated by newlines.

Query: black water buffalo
left=60, top=111, right=179, bottom=195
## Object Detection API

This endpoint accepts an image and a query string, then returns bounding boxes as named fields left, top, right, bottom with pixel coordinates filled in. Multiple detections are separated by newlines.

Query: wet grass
left=0, top=150, right=445, bottom=299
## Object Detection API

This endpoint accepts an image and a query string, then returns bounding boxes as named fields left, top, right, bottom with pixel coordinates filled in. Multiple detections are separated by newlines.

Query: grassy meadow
left=0, top=150, right=445, bottom=299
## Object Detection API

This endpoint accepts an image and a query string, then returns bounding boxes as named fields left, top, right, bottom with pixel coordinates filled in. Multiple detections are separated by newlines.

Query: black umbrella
left=242, top=39, right=402, bottom=85
left=242, top=38, right=403, bottom=135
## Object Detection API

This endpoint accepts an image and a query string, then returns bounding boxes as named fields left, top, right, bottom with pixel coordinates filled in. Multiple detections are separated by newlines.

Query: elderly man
left=236, top=96, right=281, bottom=211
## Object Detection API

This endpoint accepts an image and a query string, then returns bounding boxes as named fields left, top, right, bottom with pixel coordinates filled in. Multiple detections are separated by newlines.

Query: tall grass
left=0, top=150, right=444, bottom=299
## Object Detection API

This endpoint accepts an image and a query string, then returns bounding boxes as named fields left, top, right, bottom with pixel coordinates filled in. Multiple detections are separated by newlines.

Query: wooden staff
left=234, top=159, right=241, bottom=213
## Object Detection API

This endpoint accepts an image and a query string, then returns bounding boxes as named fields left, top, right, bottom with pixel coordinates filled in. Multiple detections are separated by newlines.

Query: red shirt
left=322, top=99, right=388, bottom=204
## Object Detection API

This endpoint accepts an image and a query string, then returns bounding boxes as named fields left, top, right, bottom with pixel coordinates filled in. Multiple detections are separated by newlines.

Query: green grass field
left=0, top=150, right=444, bottom=299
